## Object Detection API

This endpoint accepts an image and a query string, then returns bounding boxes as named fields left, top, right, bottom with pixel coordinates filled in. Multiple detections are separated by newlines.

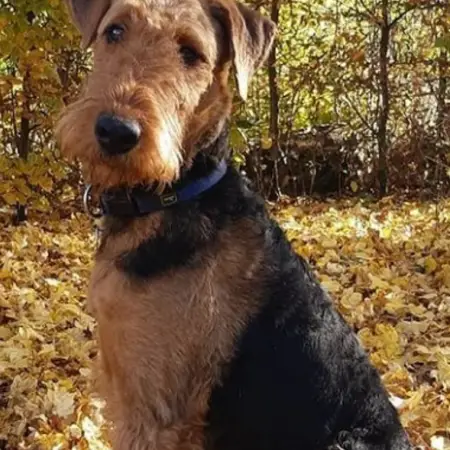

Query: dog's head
left=56, top=0, right=275, bottom=190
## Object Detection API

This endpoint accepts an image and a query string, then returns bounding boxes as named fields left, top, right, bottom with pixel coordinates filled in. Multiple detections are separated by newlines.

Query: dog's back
left=193, top=165, right=411, bottom=450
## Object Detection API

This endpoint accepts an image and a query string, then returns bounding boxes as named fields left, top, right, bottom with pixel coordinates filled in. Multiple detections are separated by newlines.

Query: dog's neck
left=95, top=125, right=242, bottom=253
left=96, top=125, right=230, bottom=218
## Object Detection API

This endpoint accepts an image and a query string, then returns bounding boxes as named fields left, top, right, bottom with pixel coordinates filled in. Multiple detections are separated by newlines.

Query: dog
left=56, top=0, right=412, bottom=448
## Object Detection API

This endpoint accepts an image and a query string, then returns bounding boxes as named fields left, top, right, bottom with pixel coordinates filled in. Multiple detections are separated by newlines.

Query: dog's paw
left=334, top=429, right=373, bottom=450
left=333, top=427, right=411, bottom=450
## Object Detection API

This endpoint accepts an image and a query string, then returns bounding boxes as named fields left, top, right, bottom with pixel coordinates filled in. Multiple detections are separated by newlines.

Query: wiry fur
left=57, top=0, right=411, bottom=449
left=57, top=0, right=233, bottom=190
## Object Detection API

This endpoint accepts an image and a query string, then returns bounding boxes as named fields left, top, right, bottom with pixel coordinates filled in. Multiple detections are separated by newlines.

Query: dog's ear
left=64, top=0, right=112, bottom=48
left=212, top=0, right=276, bottom=100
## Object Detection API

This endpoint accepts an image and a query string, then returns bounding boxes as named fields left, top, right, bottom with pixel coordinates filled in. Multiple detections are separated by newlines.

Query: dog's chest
left=87, top=258, right=252, bottom=426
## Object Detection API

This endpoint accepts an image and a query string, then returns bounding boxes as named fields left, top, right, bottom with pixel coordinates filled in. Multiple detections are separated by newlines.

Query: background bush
left=0, top=0, right=449, bottom=222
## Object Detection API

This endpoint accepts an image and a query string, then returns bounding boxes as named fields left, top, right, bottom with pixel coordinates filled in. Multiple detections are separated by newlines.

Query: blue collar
left=95, top=159, right=228, bottom=217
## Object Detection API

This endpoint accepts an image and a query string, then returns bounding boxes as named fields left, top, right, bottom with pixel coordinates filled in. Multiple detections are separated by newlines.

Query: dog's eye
left=104, top=24, right=125, bottom=44
left=179, top=46, right=201, bottom=66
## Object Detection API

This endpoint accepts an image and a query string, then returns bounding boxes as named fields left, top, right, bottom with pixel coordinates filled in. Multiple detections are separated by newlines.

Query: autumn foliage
left=0, top=199, right=449, bottom=448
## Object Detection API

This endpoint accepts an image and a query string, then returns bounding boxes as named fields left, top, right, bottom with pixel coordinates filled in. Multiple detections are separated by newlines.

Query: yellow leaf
left=350, top=181, right=358, bottom=192
left=0, top=326, right=13, bottom=340
left=374, top=323, right=402, bottom=360
left=322, top=238, right=338, bottom=249
left=2, top=191, right=18, bottom=205
left=38, top=344, right=55, bottom=356
left=436, top=353, right=450, bottom=385
left=404, top=387, right=425, bottom=410
left=379, top=226, right=392, bottom=239
left=424, top=255, right=438, bottom=274
left=368, top=274, right=390, bottom=290
left=437, top=264, right=450, bottom=287
left=341, top=290, right=363, bottom=309
left=0, top=269, right=12, bottom=279
left=409, top=303, right=428, bottom=318
left=321, top=277, right=341, bottom=294
left=384, top=294, right=406, bottom=314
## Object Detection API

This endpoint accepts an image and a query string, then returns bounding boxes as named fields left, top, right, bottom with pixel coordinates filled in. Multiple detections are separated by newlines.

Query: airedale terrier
left=56, top=0, right=412, bottom=449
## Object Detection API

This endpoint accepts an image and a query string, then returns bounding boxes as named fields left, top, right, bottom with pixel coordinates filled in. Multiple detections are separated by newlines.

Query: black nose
left=95, top=113, right=141, bottom=155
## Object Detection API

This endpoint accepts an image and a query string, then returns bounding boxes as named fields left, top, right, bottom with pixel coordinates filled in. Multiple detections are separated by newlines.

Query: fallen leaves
left=276, top=197, right=450, bottom=448
left=0, top=213, right=107, bottom=449
left=0, top=196, right=449, bottom=448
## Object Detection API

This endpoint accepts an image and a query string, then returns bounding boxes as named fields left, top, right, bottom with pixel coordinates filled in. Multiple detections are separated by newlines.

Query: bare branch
left=390, top=1, right=447, bottom=29
left=341, top=93, right=375, bottom=134
left=355, top=0, right=381, bottom=24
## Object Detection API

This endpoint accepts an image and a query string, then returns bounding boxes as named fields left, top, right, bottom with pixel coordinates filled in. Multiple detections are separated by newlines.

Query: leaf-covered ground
left=0, top=197, right=449, bottom=449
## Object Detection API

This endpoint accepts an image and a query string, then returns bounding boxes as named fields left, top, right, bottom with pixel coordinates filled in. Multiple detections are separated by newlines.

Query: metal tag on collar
left=83, top=184, right=103, bottom=218
left=160, top=192, right=178, bottom=207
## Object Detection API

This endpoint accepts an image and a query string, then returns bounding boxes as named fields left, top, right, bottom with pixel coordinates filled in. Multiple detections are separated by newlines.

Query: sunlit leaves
left=1, top=198, right=449, bottom=447
left=0, top=213, right=101, bottom=448
left=0, top=0, right=86, bottom=213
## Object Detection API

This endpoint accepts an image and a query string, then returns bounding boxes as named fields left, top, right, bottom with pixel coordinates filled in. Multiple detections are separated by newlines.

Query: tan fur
left=56, top=0, right=226, bottom=190
left=56, top=0, right=275, bottom=191
left=57, top=0, right=275, bottom=447
left=89, top=218, right=264, bottom=449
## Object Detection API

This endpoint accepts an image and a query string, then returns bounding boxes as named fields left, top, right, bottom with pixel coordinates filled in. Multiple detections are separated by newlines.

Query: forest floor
left=0, top=196, right=449, bottom=449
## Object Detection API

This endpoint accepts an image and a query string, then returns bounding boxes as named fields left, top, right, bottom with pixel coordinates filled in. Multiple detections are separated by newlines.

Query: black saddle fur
left=108, top=144, right=411, bottom=450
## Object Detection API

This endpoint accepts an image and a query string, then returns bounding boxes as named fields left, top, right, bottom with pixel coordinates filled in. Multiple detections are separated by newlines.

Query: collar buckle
left=160, top=192, right=178, bottom=207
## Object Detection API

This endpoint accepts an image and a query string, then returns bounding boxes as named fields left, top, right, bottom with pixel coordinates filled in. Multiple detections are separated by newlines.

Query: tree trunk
left=433, top=46, right=448, bottom=193
left=267, top=0, right=280, bottom=199
left=436, top=48, right=448, bottom=142
left=377, top=0, right=390, bottom=197
left=13, top=12, right=36, bottom=223
left=14, top=71, right=31, bottom=224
